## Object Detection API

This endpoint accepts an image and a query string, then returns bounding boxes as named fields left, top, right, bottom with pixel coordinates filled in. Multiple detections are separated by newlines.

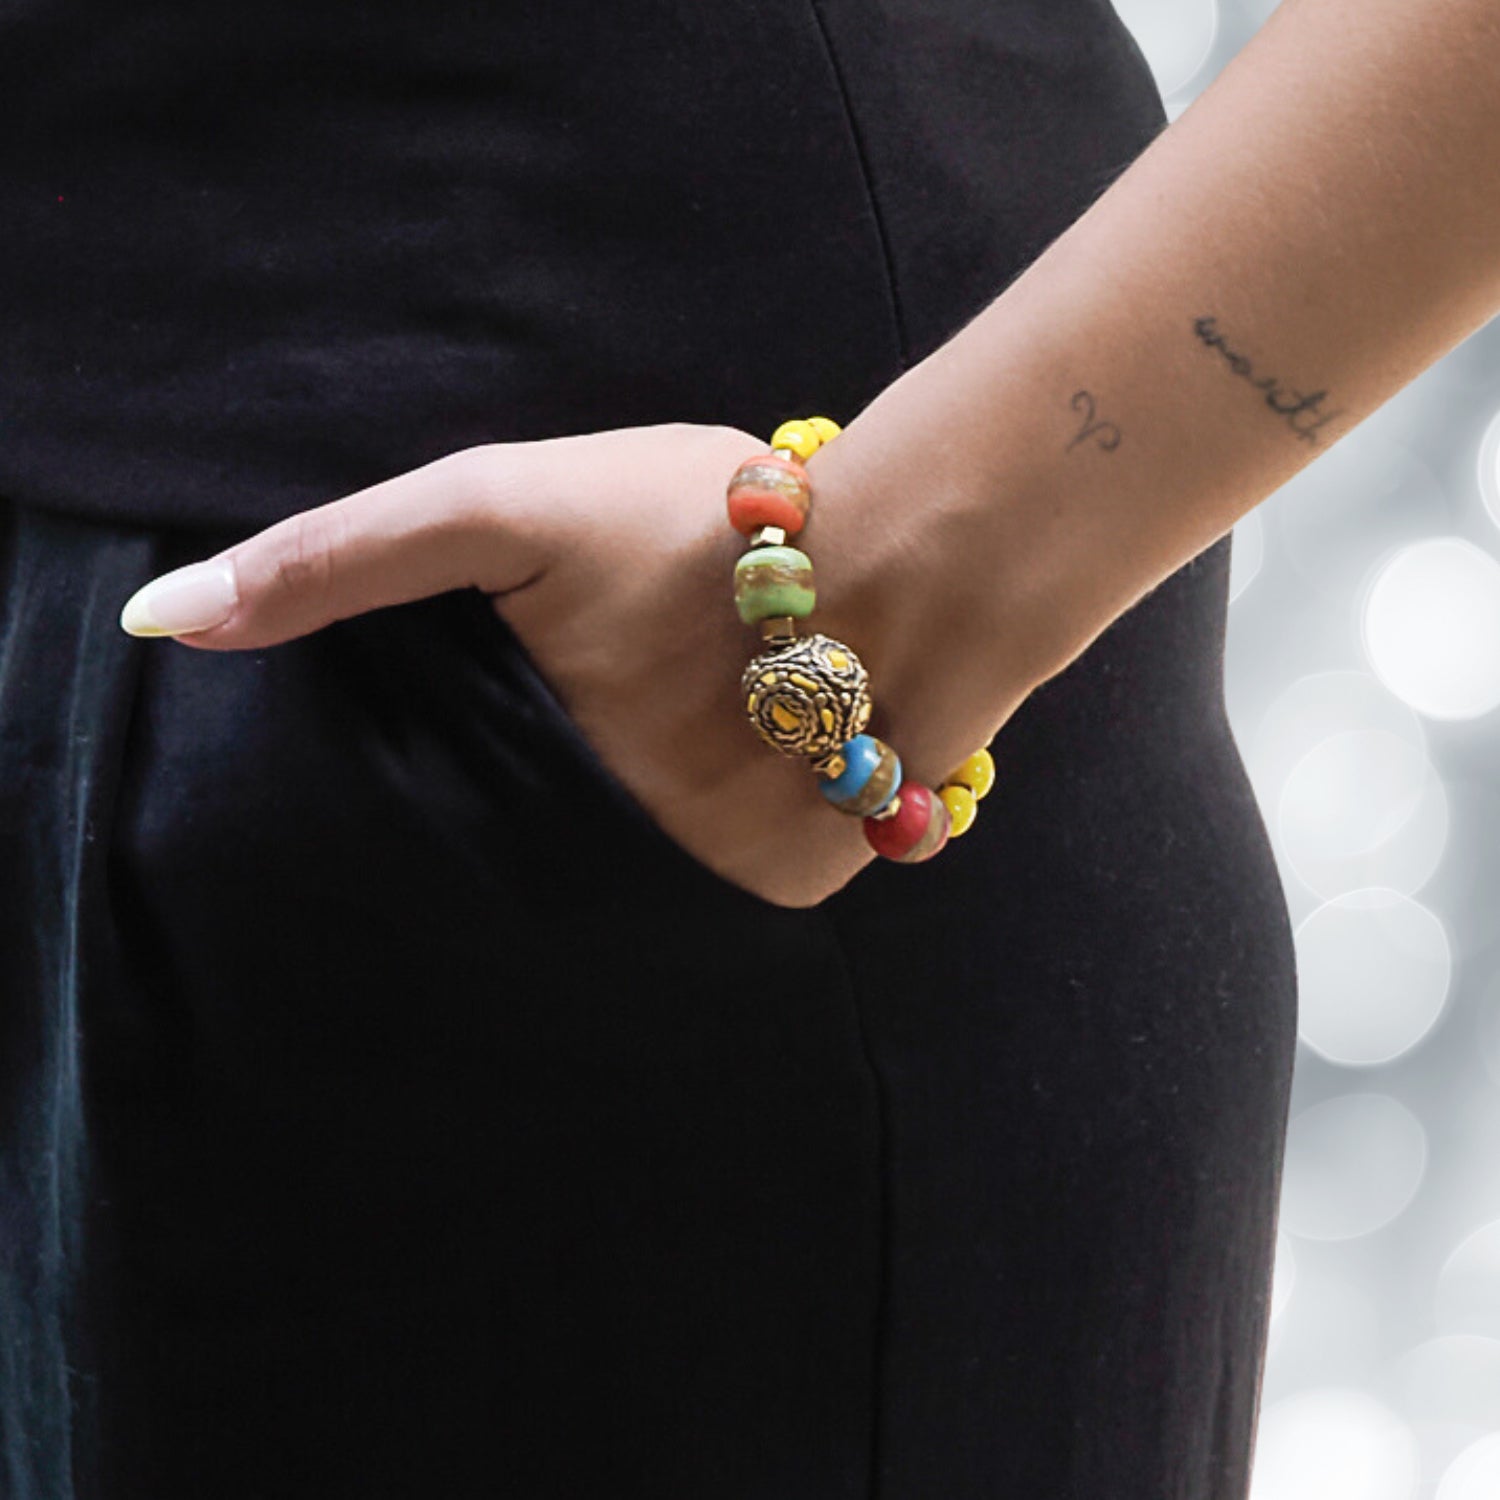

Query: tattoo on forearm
left=1065, top=389, right=1122, bottom=453
left=1192, top=315, right=1344, bottom=444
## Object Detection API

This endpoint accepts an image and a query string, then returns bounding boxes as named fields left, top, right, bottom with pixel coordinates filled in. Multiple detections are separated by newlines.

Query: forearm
left=808, top=0, right=1500, bottom=740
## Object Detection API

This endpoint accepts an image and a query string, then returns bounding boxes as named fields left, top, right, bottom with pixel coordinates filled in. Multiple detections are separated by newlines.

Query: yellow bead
left=770, top=420, right=823, bottom=460
left=945, top=747, right=996, bottom=800
left=806, top=416, right=842, bottom=444
left=938, top=784, right=978, bottom=838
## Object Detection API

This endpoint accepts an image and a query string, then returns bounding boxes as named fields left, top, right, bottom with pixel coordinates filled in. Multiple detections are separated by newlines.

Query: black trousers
left=1, top=487, right=1298, bottom=1498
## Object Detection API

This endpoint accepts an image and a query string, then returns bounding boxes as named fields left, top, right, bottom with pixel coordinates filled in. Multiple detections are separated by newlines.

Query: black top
left=3, top=2, right=1166, bottom=533
left=3, top=18, right=1309, bottom=1500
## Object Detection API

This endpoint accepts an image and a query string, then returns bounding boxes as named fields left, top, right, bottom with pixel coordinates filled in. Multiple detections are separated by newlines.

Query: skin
left=125, top=0, right=1500, bottom=909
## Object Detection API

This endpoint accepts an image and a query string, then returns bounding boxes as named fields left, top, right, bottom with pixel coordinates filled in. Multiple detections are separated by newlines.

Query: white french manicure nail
left=119, top=557, right=239, bottom=637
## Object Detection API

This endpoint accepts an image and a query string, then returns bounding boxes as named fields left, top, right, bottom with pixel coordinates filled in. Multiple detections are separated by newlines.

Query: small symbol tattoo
left=1065, top=389, right=1123, bottom=454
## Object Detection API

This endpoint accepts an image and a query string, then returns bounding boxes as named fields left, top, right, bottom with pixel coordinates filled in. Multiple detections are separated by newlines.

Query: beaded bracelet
left=726, top=415, right=997, bottom=864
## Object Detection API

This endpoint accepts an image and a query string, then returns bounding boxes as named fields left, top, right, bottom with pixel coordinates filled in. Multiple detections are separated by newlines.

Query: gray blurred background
left=1113, top=2, right=1500, bottom=1495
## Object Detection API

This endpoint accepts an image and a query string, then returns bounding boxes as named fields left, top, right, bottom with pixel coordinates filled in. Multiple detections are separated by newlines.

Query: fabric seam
left=804, top=0, right=911, bottom=374
left=67, top=529, right=161, bottom=1500
left=813, top=905, right=889, bottom=1500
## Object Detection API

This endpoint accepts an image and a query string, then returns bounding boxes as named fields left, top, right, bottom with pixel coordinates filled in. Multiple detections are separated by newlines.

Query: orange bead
left=726, top=453, right=811, bottom=538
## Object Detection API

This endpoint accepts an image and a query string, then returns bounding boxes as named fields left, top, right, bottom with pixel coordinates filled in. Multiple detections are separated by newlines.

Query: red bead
left=862, top=781, right=951, bottom=863
left=726, top=453, right=811, bottom=538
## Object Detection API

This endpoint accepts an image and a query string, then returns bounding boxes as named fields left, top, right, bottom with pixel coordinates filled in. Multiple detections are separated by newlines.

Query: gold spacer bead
left=748, top=525, right=788, bottom=548
left=869, top=793, right=902, bottom=822
left=760, top=615, right=798, bottom=643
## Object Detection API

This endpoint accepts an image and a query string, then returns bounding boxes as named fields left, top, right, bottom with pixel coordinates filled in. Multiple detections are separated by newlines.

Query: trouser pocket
left=444, top=581, right=803, bottom=915
left=94, top=542, right=883, bottom=1499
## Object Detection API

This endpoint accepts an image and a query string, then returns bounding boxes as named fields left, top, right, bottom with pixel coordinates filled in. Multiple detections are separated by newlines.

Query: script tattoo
left=1065, top=389, right=1122, bottom=454
left=1192, top=315, right=1344, bottom=444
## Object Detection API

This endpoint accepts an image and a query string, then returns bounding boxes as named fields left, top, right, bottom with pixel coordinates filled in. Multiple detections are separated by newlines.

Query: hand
left=120, top=421, right=1014, bottom=909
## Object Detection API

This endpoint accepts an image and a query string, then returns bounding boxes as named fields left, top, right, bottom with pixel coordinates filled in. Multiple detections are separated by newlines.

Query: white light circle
left=1276, top=730, right=1448, bottom=898
left=1479, top=971, right=1500, bottom=1090
left=1247, top=672, right=1429, bottom=840
left=1112, top=0, right=1219, bottom=99
left=1292, top=891, right=1452, bottom=1066
left=1477, top=405, right=1500, bottom=532
left=1250, top=1388, right=1419, bottom=1500
left=1272, top=432, right=1451, bottom=596
left=1361, top=537, right=1500, bottom=719
left=1230, top=508, right=1266, bottom=603
left=1387, top=1335, right=1500, bottom=1429
left=1437, top=1433, right=1500, bottom=1500
left=1261, top=1262, right=1380, bottom=1385
left=1436, top=1220, right=1500, bottom=1340
left=1384, top=1337, right=1500, bottom=1486
left=1280, top=1093, right=1427, bottom=1241
left=1270, top=1231, right=1296, bottom=1324
left=1433, top=778, right=1500, bottom=965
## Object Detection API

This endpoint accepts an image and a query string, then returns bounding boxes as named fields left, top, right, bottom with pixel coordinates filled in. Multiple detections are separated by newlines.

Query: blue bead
left=819, top=734, right=878, bottom=802
left=818, top=734, right=902, bottom=815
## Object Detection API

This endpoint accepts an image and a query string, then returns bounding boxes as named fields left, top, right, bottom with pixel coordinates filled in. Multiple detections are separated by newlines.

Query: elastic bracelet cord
left=725, top=415, right=997, bottom=864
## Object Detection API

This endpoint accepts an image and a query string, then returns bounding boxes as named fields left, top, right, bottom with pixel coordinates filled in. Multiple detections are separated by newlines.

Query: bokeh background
left=1113, top=2, right=1500, bottom=1496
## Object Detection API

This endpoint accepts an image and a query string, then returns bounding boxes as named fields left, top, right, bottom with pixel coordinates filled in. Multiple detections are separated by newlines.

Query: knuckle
left=437, top=444, right=528, bottom=528
left=267, top=508, right=345, bottom=603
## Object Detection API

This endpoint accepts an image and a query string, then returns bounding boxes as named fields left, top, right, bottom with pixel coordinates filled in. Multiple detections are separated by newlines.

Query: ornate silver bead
left=740, top=632, right=873, bottom=759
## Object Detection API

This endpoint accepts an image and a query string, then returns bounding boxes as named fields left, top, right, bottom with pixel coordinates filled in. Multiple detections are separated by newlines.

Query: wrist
left=796, top=378, right=1064, bottom=793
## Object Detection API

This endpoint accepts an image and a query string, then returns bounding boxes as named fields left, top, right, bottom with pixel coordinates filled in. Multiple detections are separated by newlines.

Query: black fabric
left=8, top=0, right=1166, bottom=533
left=1, top=4, right=1300, bottom=1497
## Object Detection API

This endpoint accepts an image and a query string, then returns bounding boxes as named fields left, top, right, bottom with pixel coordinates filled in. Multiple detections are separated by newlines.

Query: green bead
left=733, top=545, right=815, bottom=625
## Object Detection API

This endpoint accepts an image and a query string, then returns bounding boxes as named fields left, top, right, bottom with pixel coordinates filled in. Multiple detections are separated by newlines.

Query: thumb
left=118, top=449, right=543, bottom=650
